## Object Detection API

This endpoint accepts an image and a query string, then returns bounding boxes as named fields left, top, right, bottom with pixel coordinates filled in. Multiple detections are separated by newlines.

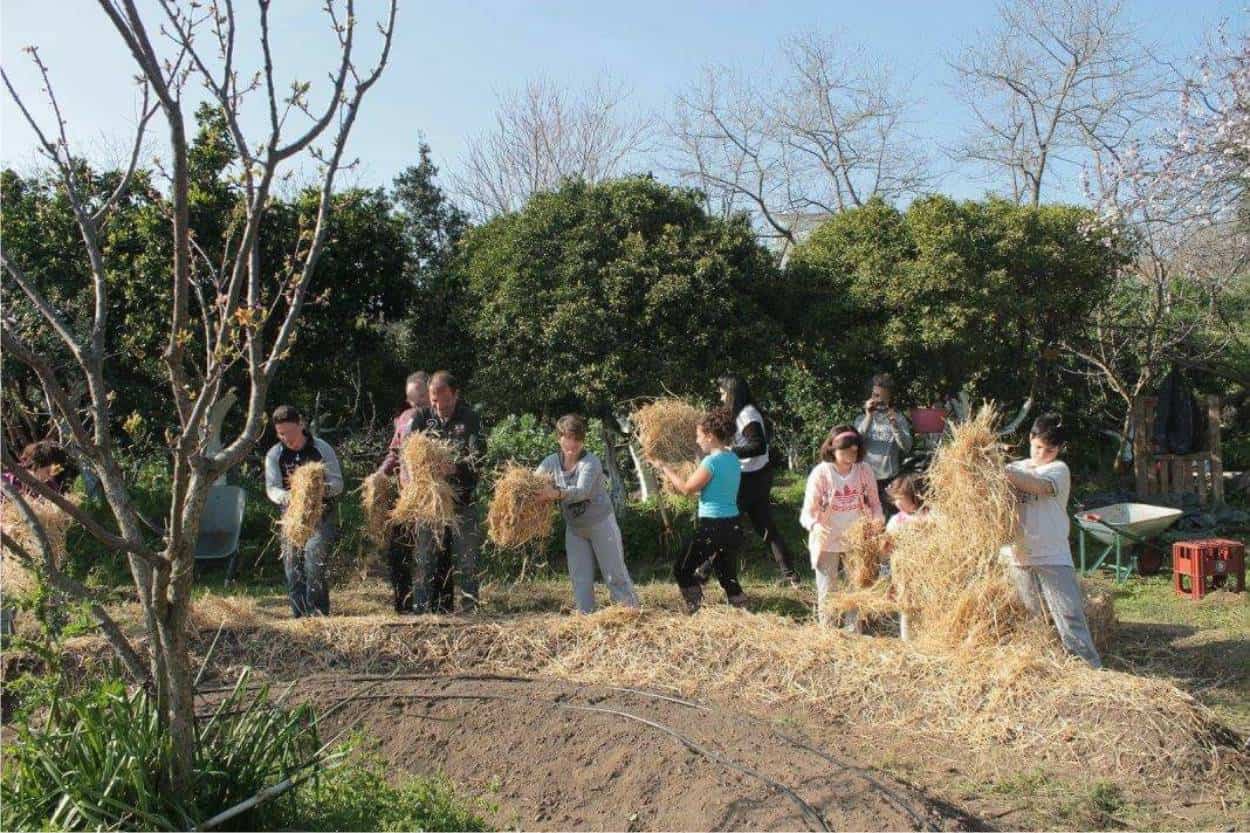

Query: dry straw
left=0, top=496, right=76, bottom=597
left=179, top=603, right=1247, bottom=785
left=390, top=432, right=459, bottom=533
left=840, top=517, right=888, bottom=589
left=279, top=462, right=325, bottom=549
left=632, top=399, right=702, bottom=467
left=486, top=464, right=556, bottom=550
left=360, top=471, right=397, bottom=548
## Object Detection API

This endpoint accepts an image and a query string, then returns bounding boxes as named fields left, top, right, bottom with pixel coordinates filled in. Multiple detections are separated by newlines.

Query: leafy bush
left=485, top=413, right=554, bottom=472
left=1, top=673, right=319, bottom=831
left=284, top=749, right=489, bottom=832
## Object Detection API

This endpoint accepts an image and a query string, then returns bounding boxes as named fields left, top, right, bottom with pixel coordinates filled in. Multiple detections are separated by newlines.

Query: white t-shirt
left=1001, top=459, right=1072, bottom=567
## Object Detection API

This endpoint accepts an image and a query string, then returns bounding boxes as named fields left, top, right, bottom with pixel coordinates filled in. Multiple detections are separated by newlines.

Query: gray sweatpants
left=566, top=516, right=638, bottom=614
left=1007, top=562, right=1102, bottom=668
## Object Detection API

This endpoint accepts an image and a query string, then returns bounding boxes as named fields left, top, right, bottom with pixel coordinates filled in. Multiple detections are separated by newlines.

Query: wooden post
left=1209, top=395, right=1224, bottom=504
left=1133, top=396, right=1150, bottom=497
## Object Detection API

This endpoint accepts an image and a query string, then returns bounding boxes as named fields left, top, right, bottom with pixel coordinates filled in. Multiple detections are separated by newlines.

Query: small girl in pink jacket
left=800, top=425, right=884, bottom=630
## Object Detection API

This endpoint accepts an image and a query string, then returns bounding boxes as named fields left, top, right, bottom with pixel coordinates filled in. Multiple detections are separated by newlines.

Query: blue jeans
left=282, top=516, right=334, bottom=617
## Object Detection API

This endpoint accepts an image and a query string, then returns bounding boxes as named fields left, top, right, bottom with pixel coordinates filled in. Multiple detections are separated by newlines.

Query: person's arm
left=657, top=460, right=712, bottom=496
left=1005, top=466, right=1057, bottom=497
left=855, top=412, right=871, bottom=434
left=799, top=469, right=822, bottom=531
left=318, top=440, right=345, bottom=498
left=379, top=419, right=404, bottom=475
left=456, top=410, right=485, bottom=481
left=559, top=456, right=601, bottom=503
left=732, top=421, right=766, bottom=460
left=891, top=411, right=912, bottom=454
left=861, top=464, right=884, bottom=522
left=264, top=447, right=289, bottom=506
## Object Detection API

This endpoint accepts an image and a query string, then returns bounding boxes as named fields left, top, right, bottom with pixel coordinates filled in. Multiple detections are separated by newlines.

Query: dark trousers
left=387, top=527, right=457, bottom=612
left=281, top=517, right=334, bottom=618
left=737, top=465, right=796, bottom=578
left=675, top=516, right=745, bottom=598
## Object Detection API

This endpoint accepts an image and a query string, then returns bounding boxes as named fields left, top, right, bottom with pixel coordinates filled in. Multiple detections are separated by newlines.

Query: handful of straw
left=841, top=516, right=889, bottom=589
left=632, top=399, right=702, bottom=467
left=390, top=432, right=459, bottom=533
left=0, top=496, right=76, bottom=597
left=487, top=464, right=556, bottom=550
left=280, top=463, right=326, bottom=549
left=361, top=471, right=397, bottom=548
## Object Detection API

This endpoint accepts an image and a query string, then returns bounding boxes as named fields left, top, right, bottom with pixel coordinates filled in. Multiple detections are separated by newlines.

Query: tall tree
left=1, top=0, right=396, bottom=789
left=949, top=0, right=1161, bottom=205
left=453, top=75, right=655, bottom=219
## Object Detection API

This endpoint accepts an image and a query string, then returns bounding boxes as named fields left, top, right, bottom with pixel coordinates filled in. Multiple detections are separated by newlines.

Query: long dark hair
left=717, top=374, right=754, bottom=417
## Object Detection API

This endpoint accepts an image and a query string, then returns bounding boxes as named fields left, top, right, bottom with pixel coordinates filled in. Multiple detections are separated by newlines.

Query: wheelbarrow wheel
left=1136, top=544, right=1165, bottom=576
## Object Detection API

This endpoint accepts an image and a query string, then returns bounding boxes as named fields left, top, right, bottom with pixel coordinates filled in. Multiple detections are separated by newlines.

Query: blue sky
left=2, top=1, right=1245, bottom=204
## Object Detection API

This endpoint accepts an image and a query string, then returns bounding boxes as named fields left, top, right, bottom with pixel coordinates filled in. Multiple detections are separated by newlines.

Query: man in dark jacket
left=409, top=370, right=485, bottom=613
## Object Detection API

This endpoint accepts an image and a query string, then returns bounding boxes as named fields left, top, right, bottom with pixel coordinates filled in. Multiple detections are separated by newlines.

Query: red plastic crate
left=1172, top=538, right=1246, bottom=600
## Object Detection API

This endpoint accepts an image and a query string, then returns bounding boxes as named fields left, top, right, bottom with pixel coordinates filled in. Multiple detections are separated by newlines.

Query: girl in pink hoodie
left=800, top=425, right=883, bottom=630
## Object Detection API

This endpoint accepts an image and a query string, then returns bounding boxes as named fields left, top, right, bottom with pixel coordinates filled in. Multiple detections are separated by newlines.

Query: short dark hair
left=886, top=472, right=925, bottom=508
left=870, top=373, right=895, bottom=394
left=272, top=405, right=302, bottom=425
left=820, top=424, right=865, bottom=463
left=699, top=407, right=736, bottom=445
left=429, top=370, right=458, bottom=392
left=407, top=371, right=429, bottom=387
left=556, top=414, right=588, bottom=440
left=1030, top=412, right=1067, bottom=448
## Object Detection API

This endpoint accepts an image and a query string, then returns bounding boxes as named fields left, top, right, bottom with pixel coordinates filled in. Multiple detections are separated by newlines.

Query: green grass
left=282, top=749, right=489, bottom=832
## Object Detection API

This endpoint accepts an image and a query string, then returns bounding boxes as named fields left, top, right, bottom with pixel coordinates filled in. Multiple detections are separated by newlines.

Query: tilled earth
left=198, top=673, right=982, bottom=832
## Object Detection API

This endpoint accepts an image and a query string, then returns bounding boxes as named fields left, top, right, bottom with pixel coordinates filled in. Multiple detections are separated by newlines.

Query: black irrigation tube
left=596, top=682, right=935, bottom=832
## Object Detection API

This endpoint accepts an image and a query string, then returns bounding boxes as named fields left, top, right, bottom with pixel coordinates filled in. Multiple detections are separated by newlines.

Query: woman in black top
left=718, top=375, right=799, bottom=587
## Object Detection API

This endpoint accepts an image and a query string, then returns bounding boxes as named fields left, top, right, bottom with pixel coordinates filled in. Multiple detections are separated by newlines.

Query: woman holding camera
left=855, top=373, right=912, bottom=515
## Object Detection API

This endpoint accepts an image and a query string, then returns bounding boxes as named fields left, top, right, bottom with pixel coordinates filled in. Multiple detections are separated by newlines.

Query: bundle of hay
left=487, top=464, right=556, bottom=550
left=279, top=462, right=326, bottom=550
left=0, top=497, right=75, bottom=597
left=1084, top=586, right=1118, bottom=656
left=389, top=432, right=459, bottom=533
left=360, top=471, right=397, bottom=548
left=632, top=399, right=702, bottom=467
left=884, top=406, right=1034, bottom=648
left=840, top=516, right=889, bottom=589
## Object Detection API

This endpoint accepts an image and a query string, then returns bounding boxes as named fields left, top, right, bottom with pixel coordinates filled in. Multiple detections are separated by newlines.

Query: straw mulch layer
left=390, top=432, right=459, bottom=533
left=279, top=463, right=325, bottom=549
left=0, top=497, right=75, bottom=597
left=486, top=464, right=555, bottom=551
left=180, top=603, right=1247, bottom=785
left=361, top=471, right=397, bottom=548
left=632, top=399, right=702, bottom=467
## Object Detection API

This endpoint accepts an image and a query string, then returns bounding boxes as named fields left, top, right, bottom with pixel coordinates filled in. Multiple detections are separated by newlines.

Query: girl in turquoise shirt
left=655, top=407, right=747, bottom=613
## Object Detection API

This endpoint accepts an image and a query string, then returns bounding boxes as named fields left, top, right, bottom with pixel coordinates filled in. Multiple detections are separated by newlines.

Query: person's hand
left=539, top=486, right=561, bottom=502
left=439, top=461, right=457, bottom=476
left=863, top=398, right=875, bottom=415
left=886, top=406, right=898, bottom=422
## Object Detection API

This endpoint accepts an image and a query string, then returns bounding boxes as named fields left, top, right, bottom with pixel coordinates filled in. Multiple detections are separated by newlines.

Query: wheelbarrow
left=1074, top=503, right=1184, bottom=582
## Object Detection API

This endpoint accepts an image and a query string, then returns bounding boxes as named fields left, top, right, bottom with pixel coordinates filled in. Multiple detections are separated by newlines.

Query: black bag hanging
left=1153, top=368, right=1201, bottom=454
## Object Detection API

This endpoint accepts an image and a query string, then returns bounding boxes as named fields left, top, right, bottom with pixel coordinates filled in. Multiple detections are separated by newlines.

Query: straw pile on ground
left=179, top=604, right=1247, bottom=785
left=0, top=497, right=75, bottom=597
left=632, top=399, right=702, bottom=466
left=487, top=464, right=555, bottom=550
left=279, top=462, right=325, bottom=549
left=360, top=471, right=397, bottom=548
left=390, top=432, right=459, bottom=533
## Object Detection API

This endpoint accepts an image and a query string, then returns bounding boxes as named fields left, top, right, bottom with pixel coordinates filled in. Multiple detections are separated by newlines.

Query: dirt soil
left=200, top=673, right=981, bottom=832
